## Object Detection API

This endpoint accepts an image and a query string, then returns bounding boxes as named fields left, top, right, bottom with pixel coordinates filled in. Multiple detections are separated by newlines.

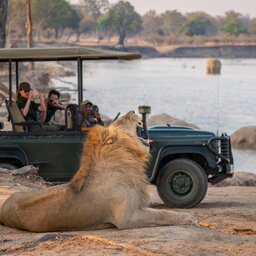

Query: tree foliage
left=141, top=10, right=162, bottom=37
left=8, top=0, right=26, bottom=38
left=4, top=0, right=256, bottom=46
left=81, top=0, right=109, bottom=38
left=179, top=12, right=216, bottom=36
left=249, top=18, right=256, bottom=34
left=98, top=1, right=142, bottom=45
left=220, top=10, right=249, bottom=35
left=161, top=10, right=186, bottom=36
left=0, top=0, right=8, bottom=48
left=221, top=22, right=248, bottom=35
left=32, top=0, right=75, bottom=38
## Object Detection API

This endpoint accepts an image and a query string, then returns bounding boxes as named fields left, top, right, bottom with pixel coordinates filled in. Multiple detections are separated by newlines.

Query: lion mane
left=0, top=112, right=196, bottom=232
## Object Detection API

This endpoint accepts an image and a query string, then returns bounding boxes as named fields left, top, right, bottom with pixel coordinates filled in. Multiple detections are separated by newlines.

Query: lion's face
left=111, top=111, right=142, bottom=136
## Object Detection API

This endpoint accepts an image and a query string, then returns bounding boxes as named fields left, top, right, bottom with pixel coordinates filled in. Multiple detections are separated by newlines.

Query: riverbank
left=90, top=44, right=256, bottom=58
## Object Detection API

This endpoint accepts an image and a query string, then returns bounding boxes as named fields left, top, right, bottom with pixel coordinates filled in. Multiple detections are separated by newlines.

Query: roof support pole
left=77, top=57, right=83, bottom=105
left=8, top=60, right=12, bottom=104
left=15, top=61, right=19, bottom=91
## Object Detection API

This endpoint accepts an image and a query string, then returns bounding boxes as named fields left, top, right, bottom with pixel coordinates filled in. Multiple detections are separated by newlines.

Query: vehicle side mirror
left=0, top=121, right=4, bottom=130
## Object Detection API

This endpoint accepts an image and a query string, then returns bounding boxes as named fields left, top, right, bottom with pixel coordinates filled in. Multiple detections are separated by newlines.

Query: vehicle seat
left=65, top=104, right=80, bottom=131
left=5, top=99, right=41, bottom=132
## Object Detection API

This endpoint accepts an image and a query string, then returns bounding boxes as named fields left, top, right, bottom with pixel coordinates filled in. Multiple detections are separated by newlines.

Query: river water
left=53, top=58, right=256, bottom=173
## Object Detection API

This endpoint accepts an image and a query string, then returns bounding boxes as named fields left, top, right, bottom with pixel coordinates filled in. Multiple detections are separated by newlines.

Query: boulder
left=147, top=113, right=200, bottom=129
left=215, top=171, right=256, bottom=187
left=231, top=126, right=256, bottom=150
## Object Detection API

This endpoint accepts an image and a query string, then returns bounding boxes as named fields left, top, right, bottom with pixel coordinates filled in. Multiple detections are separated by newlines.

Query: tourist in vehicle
left=78, top=100, right=104, bottom=128
left=16, top=82, right=46, bottom=122
left=91, top=104, right=104, bottom=126
left=44, top=89, right=66, bottom=123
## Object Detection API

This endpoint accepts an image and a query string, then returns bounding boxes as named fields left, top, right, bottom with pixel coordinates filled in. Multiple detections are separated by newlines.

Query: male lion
left=0, top=112, right=196, bottom=232
left=70, top=110, right=146, bottom=192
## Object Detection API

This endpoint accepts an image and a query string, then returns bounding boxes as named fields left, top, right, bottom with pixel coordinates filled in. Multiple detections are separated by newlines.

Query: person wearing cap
left=78, top=100, right=103, bottom=128
left=16, top=82, right=46, bottom=123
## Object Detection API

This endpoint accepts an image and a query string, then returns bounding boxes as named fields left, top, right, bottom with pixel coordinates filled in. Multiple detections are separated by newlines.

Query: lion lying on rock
left=0, top=112, right=196, bottom=232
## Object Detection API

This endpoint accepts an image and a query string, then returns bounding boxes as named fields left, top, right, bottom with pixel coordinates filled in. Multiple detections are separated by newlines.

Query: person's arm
left=52, top=100, right=65, bottom=111
left=95, top=112, right=104, bottom=126
left=20, top=90, right=33, bottom=117
left=57, top=102, right=66, bottom=110
left=38, top=92, right=46, bottom=122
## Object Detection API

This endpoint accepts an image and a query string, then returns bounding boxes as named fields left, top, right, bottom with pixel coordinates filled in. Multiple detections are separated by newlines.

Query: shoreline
left=88, top=44, right=256, bottom=58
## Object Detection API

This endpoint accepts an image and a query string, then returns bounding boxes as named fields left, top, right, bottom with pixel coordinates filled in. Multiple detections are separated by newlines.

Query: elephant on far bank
left=206, top=58, right=221, bottom=74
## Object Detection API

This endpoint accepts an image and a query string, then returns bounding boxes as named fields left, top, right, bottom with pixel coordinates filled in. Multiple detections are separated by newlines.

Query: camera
left=90, top=105, right=99, bottom=117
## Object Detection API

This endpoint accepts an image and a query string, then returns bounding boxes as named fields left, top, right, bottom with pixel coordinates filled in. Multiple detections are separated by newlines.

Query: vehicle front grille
left=220, top=138, right=230, bottom=159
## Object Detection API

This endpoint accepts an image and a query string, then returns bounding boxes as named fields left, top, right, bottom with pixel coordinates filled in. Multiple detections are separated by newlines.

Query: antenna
left=216, top=75, right=220, bottom=136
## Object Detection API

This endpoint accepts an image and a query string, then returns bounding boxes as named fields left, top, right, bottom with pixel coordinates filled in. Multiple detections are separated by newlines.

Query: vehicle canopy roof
left=0, top=46, right=141, bottom=62
left=1, top=46, right=141, bottom=104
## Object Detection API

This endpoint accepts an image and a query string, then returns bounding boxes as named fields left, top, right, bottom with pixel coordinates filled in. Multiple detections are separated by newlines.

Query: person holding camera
left=78, top=100, right=104, bottom=128
left=16, top=82, right=46, bottom=122
left=44, top=89, right=66, bottom=123
left=91, top=104, right=104, bottom=126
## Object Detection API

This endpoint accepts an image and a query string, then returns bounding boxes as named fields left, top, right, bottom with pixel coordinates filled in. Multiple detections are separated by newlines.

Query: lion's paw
left=180, top=213, right=198, bottom=226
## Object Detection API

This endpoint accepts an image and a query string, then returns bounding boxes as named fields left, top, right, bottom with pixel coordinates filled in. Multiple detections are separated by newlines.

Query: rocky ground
left=0, top=167, right=255, bottom=256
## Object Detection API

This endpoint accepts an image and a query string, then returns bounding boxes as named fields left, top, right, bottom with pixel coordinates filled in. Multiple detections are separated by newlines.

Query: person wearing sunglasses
left=16, top=82, right=46, bottom=123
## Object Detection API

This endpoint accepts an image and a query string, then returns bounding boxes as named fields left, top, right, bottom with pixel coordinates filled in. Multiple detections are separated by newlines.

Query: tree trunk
left=118, top=30, right=126, bottom=45
left=55, top=28, right=59, bottom=39
left=25, top=0, right=33, bottom=70
left=25, top=0, right=33, bottom=48
left=76, top=31, right=81, bottom=42
left=0, top=0, right=8, bottom=48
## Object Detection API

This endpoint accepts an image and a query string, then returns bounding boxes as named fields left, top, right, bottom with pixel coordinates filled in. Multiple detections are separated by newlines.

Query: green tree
left=98, top=1, right=142, bottom=45
left=161, top=10, right=186, bottom=36
left=221, top=22, right=248, bottom=35
left=220, top=10, right=249, bottom=36
left=179, top=12, right=216, bottom=36
left=32, top=0, right=74, bottom=39
left=222, top=10, right=241, bottom=24
left=81, top=0, right=109, bottom=40
left=7, top=0, right=26, bottom=44
left=249, top=18, right=256, bottom=34
left=0, top=0, right=8, bottom=48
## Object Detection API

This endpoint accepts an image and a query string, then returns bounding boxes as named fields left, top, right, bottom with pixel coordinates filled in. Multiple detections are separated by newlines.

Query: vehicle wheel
left=0, top=163, right=17, bottom=170
left=157, top=158, right=208, bottom=208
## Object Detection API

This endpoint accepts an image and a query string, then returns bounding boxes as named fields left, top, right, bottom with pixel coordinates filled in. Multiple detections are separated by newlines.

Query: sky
left=70, top=0, right=256, bottom=18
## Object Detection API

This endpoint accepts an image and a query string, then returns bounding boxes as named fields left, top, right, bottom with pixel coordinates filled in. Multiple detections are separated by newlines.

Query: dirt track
left=0, top=171, right=255, bottom=256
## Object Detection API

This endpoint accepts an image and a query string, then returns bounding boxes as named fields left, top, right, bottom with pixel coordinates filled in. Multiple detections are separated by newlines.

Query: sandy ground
left=0, top=170, right=255, bottom=256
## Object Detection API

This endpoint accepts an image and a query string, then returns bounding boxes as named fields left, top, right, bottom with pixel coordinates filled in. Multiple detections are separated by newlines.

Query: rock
left=231, top=126, right=256, bottom=150
left=147, top=113, right=200, bottom=129
left=214, top=171, right=256, bottom=187
left=0, top=165, right=38, bottom=176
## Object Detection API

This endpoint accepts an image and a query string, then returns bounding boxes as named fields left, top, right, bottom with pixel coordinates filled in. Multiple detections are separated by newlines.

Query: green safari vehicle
left=0, top=47, right=234, bottom=208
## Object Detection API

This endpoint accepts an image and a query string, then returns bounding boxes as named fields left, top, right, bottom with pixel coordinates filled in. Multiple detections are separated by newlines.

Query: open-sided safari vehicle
left=0, top=47, right=234, bottom=208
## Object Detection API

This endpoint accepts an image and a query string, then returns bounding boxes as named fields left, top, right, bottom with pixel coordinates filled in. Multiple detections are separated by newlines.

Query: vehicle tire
left=0, top=163, right=17, bottom=170
left=157, top=158, right=208, bottom=208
